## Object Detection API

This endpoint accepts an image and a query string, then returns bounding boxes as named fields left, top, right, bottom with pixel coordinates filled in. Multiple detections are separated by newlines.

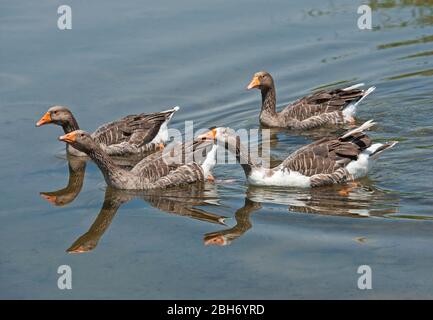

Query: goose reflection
left=204, top=198, right=261, bottom=246
left=67, top=183, right=227, bottom=253
left=39, top=154, right=144, bottom=207
left=204, top=180, right=399, bottom=246
left=247, top=179, right=399, bottom=218
left=39, top=155, right=87, bottom=206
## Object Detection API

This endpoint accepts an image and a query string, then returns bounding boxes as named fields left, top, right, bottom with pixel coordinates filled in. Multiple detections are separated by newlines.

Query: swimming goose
left=58, top=130, right=218, bottom=190
left=200, top=121, right=397, bottom=188
left=247, top=71, right=375, bottom=129
left=36, top=105, right=179, bottom=157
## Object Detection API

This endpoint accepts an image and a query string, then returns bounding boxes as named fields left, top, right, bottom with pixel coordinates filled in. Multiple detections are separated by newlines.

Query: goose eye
left=81, top=133, right=85, bottom=137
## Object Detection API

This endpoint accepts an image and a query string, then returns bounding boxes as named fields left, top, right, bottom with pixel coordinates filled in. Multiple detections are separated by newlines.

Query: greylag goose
left=200, top=121, right=397, bottom=188
left=247, top=71, right=375, bottom=129
left=36, top=105, right=179, bottom=157
left=58, top=130, right=218, bottom=190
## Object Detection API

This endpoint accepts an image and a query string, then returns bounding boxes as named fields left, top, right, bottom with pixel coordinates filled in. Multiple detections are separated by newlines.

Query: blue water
left=1, top=0, right=433, bottom=299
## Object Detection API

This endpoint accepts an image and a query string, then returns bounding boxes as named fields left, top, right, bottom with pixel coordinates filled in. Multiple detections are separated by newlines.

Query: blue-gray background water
left=1, top=0, right=433, bottom=299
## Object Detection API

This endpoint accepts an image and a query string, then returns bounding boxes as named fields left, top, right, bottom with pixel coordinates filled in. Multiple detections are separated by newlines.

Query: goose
left=199, top=120, right=397, bottom=188
left=247, top=71, right=376, bottom=129
left=58, top=130, right=218, bottom=190
left=36, top=105, right=179, bottom=157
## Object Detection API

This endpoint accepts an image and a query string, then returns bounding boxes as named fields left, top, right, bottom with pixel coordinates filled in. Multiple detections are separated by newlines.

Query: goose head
left=247, top=71, right=274, bottom=90
left=197, top=127, right=235, bottom=141
left=204, top=234, right=229, bottom=246
left=58, top=130, right=97, bottom=154
left=67, top=237, right=98, bottom=254
left=40, top=192, right=72, bottom=206
left=36, top=105, right=75, bottom=127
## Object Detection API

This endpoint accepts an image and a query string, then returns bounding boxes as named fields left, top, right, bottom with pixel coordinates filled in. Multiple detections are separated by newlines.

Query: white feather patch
left=345, top=143, right=383, bottom=179
left=150, top=106, right=179, bottom=144
left=247, top=167, right=311, bottom=188
left=342, top=83, right=365, bottom=91
left=201, top=144, right=218, bottom=177
left=341, top=119, right=375, bottom=139
left=342, top=86, right=376, bottom=121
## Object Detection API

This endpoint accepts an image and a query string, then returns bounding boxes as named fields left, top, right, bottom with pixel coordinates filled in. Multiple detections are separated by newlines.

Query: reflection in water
left=399, top=50, right=433, bottom=60
left=39, top=154, right=144, bottom=207
left=248, top=180, right=400, bottom=218
left=142, top=184, right=226, bottom=224
left=204, top=198, right=261, bottom=246
left=39, top=155, right=86, bottom=206
left=370, top=0, right=433, bottom=29
left=372, top=1, right=433, bottom=80
left=67, top=183, right=227, bottom=253
left=205, top=181, right=400, bottom=246
left=68, top=180, right=400, bottom=250
left=386, top=68, right=433, bottom=80
left=378, top=34, right=433, bottom=50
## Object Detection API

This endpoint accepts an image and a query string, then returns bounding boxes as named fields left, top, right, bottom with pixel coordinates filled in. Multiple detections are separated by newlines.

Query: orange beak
left=247, top=76, right=261, bottom=90
left=36, top=112, right=52, bottom=127
left=40, top=193, right=57, bottom=205
left=204, top=235, right=227, bottom=246
left=197, top=128, right=217, bottom=141
left=66, top=246, right=90, bottom=254
left=59, top=132, right=77, bottom=143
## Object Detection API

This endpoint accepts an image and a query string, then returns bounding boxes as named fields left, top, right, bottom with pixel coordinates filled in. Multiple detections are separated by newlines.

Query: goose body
left=37, top=105, right=179, bottom=157
left=203, top=121, right=397, bottom=188
left=247, top=71, right=375, bottom=129
left=58, top=130, right=217, bottom=190
left=247, top=167, right=311, bottom=187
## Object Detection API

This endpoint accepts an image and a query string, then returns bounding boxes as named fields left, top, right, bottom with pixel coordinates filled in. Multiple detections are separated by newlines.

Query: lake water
left=1, top=0, right=433, bottom=299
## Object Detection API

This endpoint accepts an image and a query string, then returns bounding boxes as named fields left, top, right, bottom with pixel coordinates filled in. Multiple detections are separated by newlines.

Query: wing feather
left=279, top=126, right=372, bottom=177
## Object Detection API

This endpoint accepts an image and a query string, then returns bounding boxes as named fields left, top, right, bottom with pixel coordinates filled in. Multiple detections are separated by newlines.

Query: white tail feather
left=341, top=119, right=375, bottom=139
left=352, top=86, right=376, bottom=108
left=343, top=83, right=365, bottom=91
left=342, top=86, right=376, bottom=120
left=163, top=106, right=180, bottom=113
left=370, top=141, right=399, bottom=159
left=162, top=106, right=180, bottom=121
